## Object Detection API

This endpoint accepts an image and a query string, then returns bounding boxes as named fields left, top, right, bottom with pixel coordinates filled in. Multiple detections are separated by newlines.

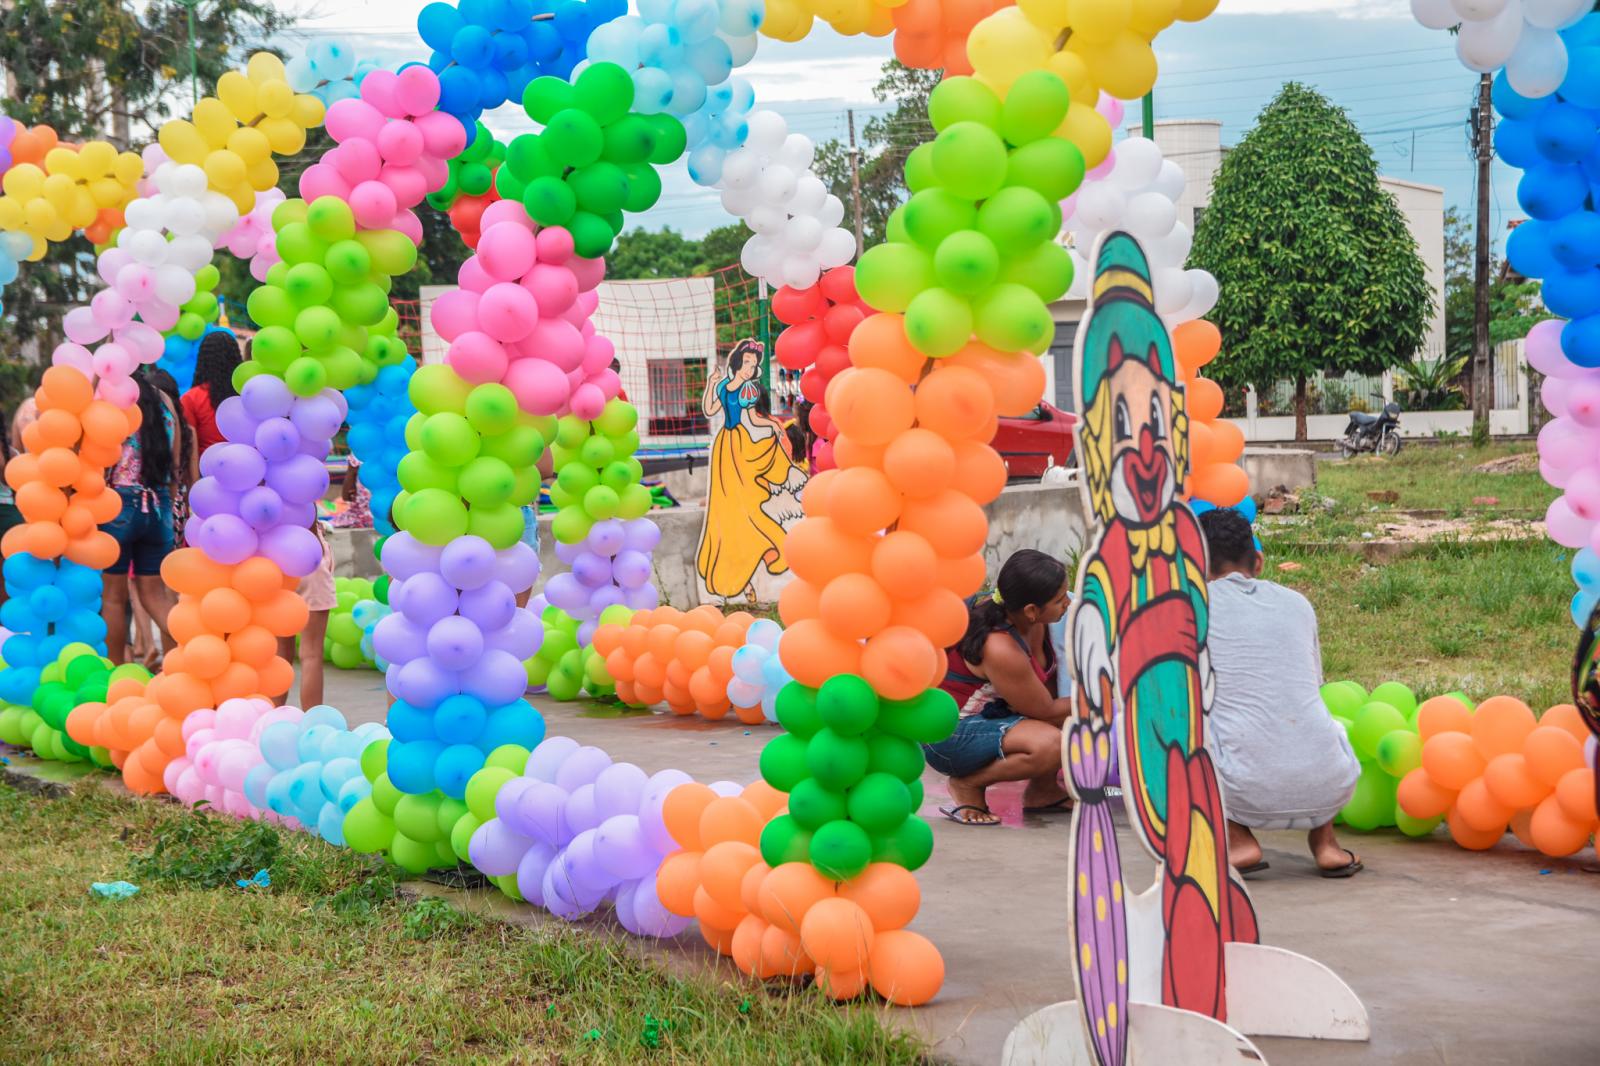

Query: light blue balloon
left=317, top=803, right=347, bottom=845
left=1572, top=587, right=1599, bottom=628
left=303, top=704, right=347, bottom=730
left=259, top=721, right=302, bottom=770
left=337, top=775, right=371, bottom=813
left=243, top=762, right=275, bottom=809
left=1574, top=547, right=1600, bottom=589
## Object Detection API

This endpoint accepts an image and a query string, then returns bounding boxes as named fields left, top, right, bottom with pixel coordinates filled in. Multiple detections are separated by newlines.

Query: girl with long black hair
left=925, top=548, right=1075, bottom=826
left=181, top=330, right=242, bottom=456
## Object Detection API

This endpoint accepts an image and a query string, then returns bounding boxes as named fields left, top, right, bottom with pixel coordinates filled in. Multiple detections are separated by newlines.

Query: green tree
left=1442, top=207, right=1553, bottom=363
left=605, top=226, right=703, bottom=280
left=1190, top=82, right=1433, bottom=441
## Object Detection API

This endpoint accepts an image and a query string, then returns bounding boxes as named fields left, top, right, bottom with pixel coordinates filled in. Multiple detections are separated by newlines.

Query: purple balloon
left=516, top=840, right=557, bottom=904
left=623, top=584, right=659, bottom=611
left=593, top=762, right=648, bottom=821
left=555, top=745, right=612, bottom=793
left=588, top=519, right=626, bottom=556
left=254, top=417, right=301, bottom=463
left=260, top=524, right=323, bottom=577
left=380, top=532, right=443, bottom=581
left=461, top=648, right=528, bottom=705
left=439, top=535, right=496, bottom=590
left=564, top=782, right=599, bottom=837
left=543, top=572, right=587, bottom=612
left=188, top=477, right=241, bottom=520
left=264, top=453, right=329, bottom=504
left=426, top=615, right=485, bottom=672
left=392, top=572, right=458, bottom=626
left=622, top=518, right=661, bottom=553
left=630, top=870, right=690, bottom=938
left=196, top=513, right=258, bottom=565
left=238, top=485, right=285, bottom=530
left=215, top=398, right=260, bottom=444
left=291, top=393, right=343, bottom=441
left=576, top=620, right=598, bottom=648
left=562, top=829, right=614, bottom=894
left=459, top=581, right=515, bottom=631
left=589, top=585, right=626, bottom=613
left=494, top=776, right=536, bottom=831
left=390, top=657, right=459, bottom=707
left=612, top=549, right=652, bottom=589
left=526, top=736, right=579, bottom=783
left=298, top=431, right=333, bottom=457
left=281, top=501, right=318, bottom=529
left=483, top=608, right=542, bottom=661
left=498, top=542, right=540, bottom=594
left=571, top=551, right=612, bottom=588
left=468, top=818, right=532, bottom=877
left=211, top=443, right=267, bottom=492
left=515, top=780, right=571, bottom=848
left=373, top=613, right=426, bottom=665
left=241, top=375, right=294, bottom=419
left=594, top=814, right=657, bottom=880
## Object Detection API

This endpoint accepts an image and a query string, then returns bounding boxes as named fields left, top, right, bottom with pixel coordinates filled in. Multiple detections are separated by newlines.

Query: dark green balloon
left=570, top=162, right=627, bottom=215
left=459, top=162, right=493, bottom=196
left=788, top=778, right=849, bottom=831
left=572, top=61, right=634, bottom=124
left=877, top=688, right=959, bottom=744
left=759, top=733, right=810, bottom=792
left=816, top=674, right=879, bottom=736
left=775, top=682, right=822, bottom=738
left=872, top=814, right=934, bottom=871
left=759, top=814, right=813, bottom=869
left=602, top=115, right=655, bottom=165
left=568, top=210, right=617, bottom=259
left=644, top=114, right=687, bottom=165
left=544, top=109, right=604, bottom=168
left=865, top=731, right=925, bottom=783
left=805, top=728, right=870, bottom=792
left=522, top=176, right=576, bottom=226
left=521, top=77, right=574, bottom=124
left=620, top=163, right=662, bottom=213
left=846, top=772, right=914, bottom=835
left=809, top=819, right=872, bottom=881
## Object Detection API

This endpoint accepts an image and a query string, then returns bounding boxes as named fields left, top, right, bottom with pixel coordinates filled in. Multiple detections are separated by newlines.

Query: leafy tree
left=1190, top=82, right=1433, bottom=440
left=1442, top=206, right=1553, bottom=363
left=605, top=226, right=703, bottom=280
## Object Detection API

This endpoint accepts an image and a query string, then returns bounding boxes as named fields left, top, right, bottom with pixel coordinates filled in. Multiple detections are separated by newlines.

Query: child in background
left=277, top=522, right=334, bottom=709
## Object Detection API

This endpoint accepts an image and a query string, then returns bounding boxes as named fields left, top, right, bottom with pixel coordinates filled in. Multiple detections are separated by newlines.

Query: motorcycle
left=1339, top=402, right=1404, bottom=458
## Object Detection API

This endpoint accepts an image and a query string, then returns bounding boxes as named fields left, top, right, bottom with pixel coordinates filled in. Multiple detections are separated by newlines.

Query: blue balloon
left=1564, top=11, right=1600, bottom=48
left=481, top=700, right=544, bottom=751
left=1560, top=46, right=1600, bottom=109
left=1494, top=117, right=1541, bottom=169
left=1551, top=210, right=1600, bottom=270
left=1562, top=315, right=1600, bottom=368
left=317, top=803, right=348, bottom=845
left=418, top=2, right=464, bottom=51
left=1519, top=163, right=1589, bottom=220
left=388, top=699, right=434, bottom=742
left=1573, top=588, right=1599, bottom=628
left=1542, top=266, right=1600, bottom=319
left=1508, top=218, right=1559, bottom=279
left=435, top=693, right=487, bottom=744
left=1535, top=102, right=1598, bottom=163
left=1494, top=69, right=1547, bottom=119
left=386, top=739, right=443, bottom=794
left=434, top=743, right=486, bottom=798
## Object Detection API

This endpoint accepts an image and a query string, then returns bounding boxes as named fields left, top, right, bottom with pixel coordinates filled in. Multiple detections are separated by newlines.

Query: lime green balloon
left=467, top=502, right=524, bottom=548
left=522, top=76, right=575, bottom=123
left=788, top=778, right=848, bottom=830
left=393, top=793, right=445, bottom=843
left=776, top=682, right=822, bottom=739
left=403, top=488, right=471, bottom=544
left=389, top=832, right=436, bottom=874
left=1350, top=701, right=1407, bottom=761
left=247, top=285, right=295, bottom=329
left=904, top=143, right=936, bottom=194
left=1375, top=729, right=1422, bottom=779
left=458, top=456, right=516, bottom=507
left=974, top=283, right=1052, bottom=353
left=341, top=797, right=394, bottom=853
left=332, top=283, right=389, bottom=327
left=599, top=460, right=636, bottom=493
left=930, top=121, right=1008, bottom=201
left=905, top=286, right=974, bottom=358
left=323, top=239, right=372, bottom=284
left=1394, top=807, right=1442, bottom=838
left=817, top=673, right=879, bottom=736
left=928, top=75, right=1002, bottom=132
left=285, top=262, right=334, bottom=307
left=285, top=355, right=329, bottom=397
left=271, top=197, right=309, bottom=230
left=885, top=204, right=910, bottom=244
left=1000, top=70, right=1072, bottom=146
left=293, top=305, right=340, bottom=350
left=419, top=412, right=479, bottom=466
left=175, top=312, right=205, bottom=341
left=1369, top=682, right=1418, bottom=721
left=877, top=688, right=959, bottom=744
left=1320, top=680, right=1367, bottom=718
left=274, top=221, right=325, bottom=266
left=1341, top=762, right=1398, bottom=831
left=976, top=185, right=1056, bottom=253
left=462, top=383, right=518, bottom=436
left=572, top=61, right=634, bottom=123
left=616, top=483, right=653, bottom=519
left=546, top=661, right=582, bottom=701
left=555, top=416, right=592, bottom=449
left=1004, top=137, right=1086, bottom=202
left=555, top=460, right=598, bottom=496
left=934, top=229, right=1000, bottom=296
left=809, top=819, right=872, bottom=880
left=578, top=435, right=615, bottom=468
left=359, top=738, right=388, bottom=782
left=856, top=243, right=936, bottom=313
left=465, top=765, right=516, bottom=823
left=582, top=484, right=620, bottom=520
left=550, top=505, right=594, bottom=545
left=306, top=196, right=356, bottom=243
left=903, top=188, right=978, bottom=251
left=1000, top=240, right=1075, bottom=303
left=759, top=733, right=810, bottom=792
left=594, top=398, right=637, bottom=437
left=758, top=814, right=813, bottom=869
left=871, top=814, right=933, bottom=871
left=195, top=264, right=221, bottom=291
left=248, top=326, right=297, bottom=371
left=449, top=810, right=482, bottom=862
left=371, top=774, right=403, bottom=815
left=358, top=229, right=418, bottom=276
left=485, top=744, right=530, bottom=775
left=480, top=423, right=545, bottom=468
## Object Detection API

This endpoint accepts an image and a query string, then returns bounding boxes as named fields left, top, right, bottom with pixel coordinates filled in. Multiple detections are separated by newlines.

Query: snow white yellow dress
left=696, top=379, right=796, bottom=598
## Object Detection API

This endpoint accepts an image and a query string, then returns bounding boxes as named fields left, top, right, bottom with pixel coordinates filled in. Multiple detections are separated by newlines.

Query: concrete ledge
left=1242, top=447, right=1315, bottom=498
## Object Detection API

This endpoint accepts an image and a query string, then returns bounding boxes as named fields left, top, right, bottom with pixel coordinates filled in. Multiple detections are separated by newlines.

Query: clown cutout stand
left=1003, top=233, right=1369, bottom=1065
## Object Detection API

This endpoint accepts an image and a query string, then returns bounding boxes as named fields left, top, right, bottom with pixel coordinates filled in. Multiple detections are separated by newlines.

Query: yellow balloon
left=246, top=158, right=280, bottom=193
left=66, top=189, right=97, bottom=229
left=289, top=93, right=326, bottom=130
left=247, top=51, right=287, bottom=84
left=1059, top=102, right=1112, bottom=168
left=258, top=80, right=294, bottom=119
left=1069, top=0, right=1133, bottom=43
left=159, top=120, right=209, bottom=164
left=1046, top=49, right=1097, bottom=104
left=218, top=70, right=260, bottom=123
left=864, top=3, right=895, bottom=35
left=203, top=149, right=247, bottom=191
left=88, top=177, right=125, bottom=209
left=761, top=0, right=813, bottom=41
left=1176, top=0, right=1219, bottom=20
left=258, top=116, right=307, bottom=157
left=2, top=164, right=45, bottom=200
left=1018, top=0, right=1068, bottom=31
left=0, top=199, right=19, bottom=229
left=44, top=148, right=81, bottom=180
left=1080, top=30, right=1157, bottom=99
left=23, top=198, right=56, bottom=231
left=42, top=173, right=76, bottom=212
left=193, top=98, right=238, bottom=147
left=228, top=126, right=272, bottom=165
left=227, top=185, right=256, bottom=215
left=78, top=141, right=117, bottom=174
left=113, top=153, right=144, bottom=187
left=967, top=8, right=1052, bottom=93
left=26, top=234, right=45, bottom=261
left=1130, top=0, right=1181, bottom=34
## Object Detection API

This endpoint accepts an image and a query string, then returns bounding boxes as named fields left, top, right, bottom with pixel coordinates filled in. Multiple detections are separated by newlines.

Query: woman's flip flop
left=1236, top=861, right=1270, bottom=876
left=1022, top=797, right=1074, bottom=815
left=1318, top=850, right=1364, bottom=878
left=940, top=804, right=1000, bottom=826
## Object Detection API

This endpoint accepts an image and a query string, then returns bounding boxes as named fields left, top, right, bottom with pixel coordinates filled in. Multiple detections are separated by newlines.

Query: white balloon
left=720, top=183, right=756, bottom=216
left=201, top=192, right=240, bottom=237
left=745, top=110, right=788, bottom=154
left=789, top=174, right=827, bottom=214
left=721, top=32, right=757, bottom=67
left=123, top=198, right=160, bottom=231
left=154, top=264, right=196, bottom=305
left=780, top=255, right=821, bottom=290
left=127, top=229, right=169, bottom=266
left=1148, top=220, right=1193, bottom=267
left=817, top=227, right=857, bottom=268
left=1522, top=0, right=1591, bottom=30
left=777, top=133, right=815, bottom=172
left=1076, top=183, right=1127, bottom=230
left=720, top=148, right=759, bottom=189
left=1506, top=26, right=1569, bottom=97
left=1456, top=4, right=1524, bottom=72
left=169, top=164, right=208, bottom=200
left=1411, top=0, right=1463, bottom=29
left=1450, top=0, right=1510, bottom=19
left=1184, top=269, right=1219, bottom=320
left=1125, top=192, right=1177, bottom=242
left=757, top=163, right=797, bottom=205
left=783, top=215, right=823, bottom=252
left=1153, top=267, right=1192, bottom=316
left=817, top=193, right=845, bottom=229
left=1110, top=137, right=1163, bottom=189
left=165, top=196, right=206, bottom=236
left=1151, top=160, right=1186, bottom=203
left=167, top=234, right=213, bottom=271
left=747, top=203, right=787, bottom=234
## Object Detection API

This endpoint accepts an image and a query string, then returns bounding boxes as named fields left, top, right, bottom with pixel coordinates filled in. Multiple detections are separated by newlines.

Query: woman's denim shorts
left=922, top=707, right=1024, bottom=778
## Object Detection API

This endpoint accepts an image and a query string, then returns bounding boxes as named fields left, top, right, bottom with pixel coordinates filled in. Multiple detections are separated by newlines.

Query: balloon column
left=0, top=643, right=143, bottom=766
left=591, top=605, right=768, bottom=722
left=326, top=576, right=379, bottom=670
left=1413, top=0, right=1591, bottom=96
left=1173, top=320, right=1248, bottom=507
left=342, top=360, right=416, bottom=536
left=1397, top=695, right=1597, bottom=856
left=772, top=267, right=871, bottom=472
left=1320, top=680, right=1436, bottom=835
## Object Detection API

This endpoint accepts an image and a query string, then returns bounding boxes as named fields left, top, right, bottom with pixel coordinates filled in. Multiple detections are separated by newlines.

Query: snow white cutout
left=695, top=338, right=808, bottom=600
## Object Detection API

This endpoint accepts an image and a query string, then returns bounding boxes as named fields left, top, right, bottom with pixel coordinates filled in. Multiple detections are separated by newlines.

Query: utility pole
left=1471, top=73, right=1493, bottom=440
left=179, top=0, right=200, bottom=105
left=1142, top=92, right=1154, bottom=139
left=847, top=108, right=864, bottom=260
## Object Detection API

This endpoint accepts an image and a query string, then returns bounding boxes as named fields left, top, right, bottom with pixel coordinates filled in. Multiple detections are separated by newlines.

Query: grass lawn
left=1261, top=443, right=1574, bottom=710
left=0, top=781, right=924, bottom=1065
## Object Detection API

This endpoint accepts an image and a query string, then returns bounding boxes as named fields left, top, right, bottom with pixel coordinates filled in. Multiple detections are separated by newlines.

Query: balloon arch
left=0, top=0, right=1251, bottom=1006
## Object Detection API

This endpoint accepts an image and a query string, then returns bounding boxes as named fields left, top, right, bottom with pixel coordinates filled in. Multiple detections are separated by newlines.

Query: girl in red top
left=180, top=331, right=242, bottom=457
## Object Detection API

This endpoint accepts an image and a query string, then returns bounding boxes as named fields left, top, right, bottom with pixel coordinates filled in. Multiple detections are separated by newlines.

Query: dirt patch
left=1365, top=512, right=1543, bottom=544
left=1474, top=452, right=1539, bottom=475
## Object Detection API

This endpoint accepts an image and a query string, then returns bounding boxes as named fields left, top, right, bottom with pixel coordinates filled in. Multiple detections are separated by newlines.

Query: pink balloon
left=581, top=334, right=615, bottom=375
left=1539, top=415, right=1588, bottom=472
left=416, top=155, right=449, bottom=193
left=535, top=226, right=574, bottom=263
left=90, top=289, right=133, bottom=330
left=1088, top=154, right=1116, bottom=181
left=299, top=161, right=352, bottom=203
left=478, top=222, right=538, bottom=281
left=1541, top=457, right=1571, bottom=489
left=377, top=120, right=424, bottom=165
left=1543, top=374, right=1572, bottom=418
left=591, top=368, right=621, bottom=402
left=524, top=262, right=577, bottom=314
left=380, top=164, right=428, bottom=208
left=430, top=288, right=481, bottom=341
left=97, top=246, right=132, bottom=286
left=63, top=306, right=107, bottom=345
left=570, top=382, right=607, bottom=420
left=1527, top=318, right=1573, bottom=377
left=51, top=342, right=94, bottom=376
left=362, top=69, right=405, bottom=119
left=483, top=199, right=532, bottom=231
left=139, top=301, right=180, bottom=333
left=92, top=342, right=134, bottom=381
left=1097, top=92, right=1125, bottom=126
left=117, top=321, right=164, bottom=360
left=1567, top=377, right=1600, bottom=427
left=182, top=710, right=217, bottom=742
left=478, top=283, right=539, bottom=342
left=325, top=98, right=385, bottom=143
left=504, top=356, right=572, bottom=415
left=568, top=255, right=605, bottom=292
left=529, top=318, right=585, bottom=372
left=97, top=374, right=139, bottom=408
left=393, top=208, right=423, bottom=246
left=335, top=138, right=383, bottom=183
left=458, top=254, right=495, bottom=294
left=396, top=65, right=443, bottom=117
left=448, top=331, right=511, bottom=384
left=350, top=179, right=400, bottom=228
left=114, top=263, right=155, bottom=301
left=415, top=110, right=469, bottom=159
left=1548, top=496, right=1593, bottom=548
left=1568, top=468, right=1600, bottom=521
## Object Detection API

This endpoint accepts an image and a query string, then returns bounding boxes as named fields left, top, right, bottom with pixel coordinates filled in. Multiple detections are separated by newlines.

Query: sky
left=276, top=0, right=1509, bottom=242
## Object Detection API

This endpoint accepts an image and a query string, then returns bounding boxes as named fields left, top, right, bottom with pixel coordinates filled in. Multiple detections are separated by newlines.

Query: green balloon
left=449, top=810, right=482, bottom=862
left=175, top=312, right=205, bottom=341
left=976, top=185, right=1056, bottom=253
left=493, top=168, right=526, bottom=204
left=885, top=204, right=910, bottom=244
left=931, top=121, right=1008, bottom=201
left=644, top=114, right=687, bottom=164
left=555, top=460, right=599, bottom=496
left=467, top=502, right=524, bottom=548
left=806, top=728, right=870, bottom=792
left=341, top=797, right=394, bottom=853
left=579, top=434, right=616, bottom=468
left=816, top=674, right=879, bottom=736
left=903, top=188, right=978, bottom=251
left=285, top=356, right=329, bottom=397
left=555, top=416, right=591, bottom=449
left=1004, top=137, right=1086, bottom=202
left=465, top=766, right=516, bottom=823
left=599, top=460, right=635, bottom=492
left=904, top=143, right=936, bottom=193
left=271, top=197, right=309, bottom=230
left=420, top=412, right=480, bottom=466
left=602, top=115, right=656, bottom=165
left=550, top=505, right=593, bottom=545
left=458, top=456, right=516, bottom=507
left=871, top=814, right=934, bottom=871
left=583, top=485, right=620, bottom=520
left=306, top=196, right=356, bottom=243
left=1000, top=70, right=1071, bottom=146
left=573, top=61, right=634, bottom=124
left=506, top=132, right=556, bottom=180
left=759, top=733, right=810, bottom=792
left=1369, top=681, right=1418, bottom=721
left=809, top=819, right=872, bottom=881
left=866, top=732, right=925, bottom=783
left=846, top=772, right=913, bottom=835
left=435, top=795, right=469, bottom=840
left=522, top=76, right=575, bottom=124
left=877, top=688, right=959, bottom=744
left=390, top=832, right=436, bottom=874
left=1394, top=808, right=1442, bottom=838
left=195, top=264, right=220, bottom=291
left=459, top=162, right=493, bottom=196
left=758, top=814, right=813, bottom=869
left=523, top=176, right=577, bottom=226
left=1350, top=701, right=1407, bottom=761
left=324, top=239, right=373, bottom=284
left=545, top=109, right=604, bottom=168
left=974, top=283, right=1052, bottom=353
left=788, top=779, right=849, bottom=831
left=248, top=326, right=297, bottom=372
left=928, top=75, right=1002, bottom=132
left=570, top=161, right=628, bottom=216
left=934, top=229, right=1000, bottom=296
left=480, top=423, right=545, bottom=468
left=331, top=283, right=389, bottom=327
left=275, top=221, right=324, bottom=266
left=465, top=383, right=520, bottom=436
left=403, top=488, right=471, bottom=544
left=855, top=242, right=936, bottom=313
left=394, top=793, right=445, bottom=843
left=372, top=775, right=403, bottom=816
left=293, top=305, right=340, bottom=350
left=568, top=210, right=617, bottom=258
left=246, top=285, right=295, bottom=329
left=1000, top=240, right=1075, bottom=303
left=360, top=738, right=389, bottom=781
left=905, top=286, right=974, bottom=358
left=1375, top=729, right=1422, bottom=779
left=776, top=682, right=823, bottom=739
left=1341, top=762, right=1398, bottom=831
left=617, top=483, right=653, bottom=520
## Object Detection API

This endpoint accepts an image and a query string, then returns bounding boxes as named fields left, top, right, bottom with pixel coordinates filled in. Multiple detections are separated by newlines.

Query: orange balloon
left=227, top=624, right=278, bottom=668
left=1397, top=767, right=1456, bottom=820
left=5, top=452, right=39, bottom=490
left=827, top=466, right=902, bottom=537
left=65, top=530, right=119, bottom=570
left=871, top=530, right=939, bottom=601
left=899, top=489, right=987, bottom=558
left=620, top=624, right=649, bottom=660
left=713, top=619, right=750, bottom=648
left=779, top=617, right=863, bottom=688
left=1172, top=320, right=1222, bottom=372
left=1188, top=421, right=1215, bottom=468
left=80, top=400, right=131, bottom=446
left=868, top=929, right=944, bottom=1006
left=1523, top=726, right=1584, bottom=788
left=163, top=549, right=231, bottom=597
left=656, top=850, right=702, bottom=916
left=706, top=644, right=737, bottom=685
left=674, top=629, right=715, bottom=671
left=785, top=517, right=875, bottom=586
left=731, top=912, right=771, bottom=977
left=253, top=589, right=310, bottom=636
left=167, top=601, right=206, bottom=644
left=1527, top=794, right=1593, bottom=857
left=1538, top=703, right=1591, bottom=741
left=699, top=919, right=738, bottom=956
left=592, top=623, right=623, bottom=657
left=693, top=883, right=747, bottom=932
left=832, top=434, right=887, bottom=470
left=211, top=662, right=261, bottom=701
left=819, top=573, right=894, bottom=641
left=34, top=409, right=81, bottom=449
left=633, top=652, right=665, bottom=689
left=741, top=780, right=788, bottom=821
left=1472, top=695, right=1537, bottom=759
left=1555, top=766, right=1598, bottom=824
left=646, top=623, right=680, bottom=663
left=949, top=441, right=1007, bottom=505
left=739, top=859, right=771, bottom=915
left=848, top=313, right=926, bottom=384
left=1188, top=463, right=1249, bottom=508
left=799, top=896, right=876, bottom=974
left=36, top=446, right=79, bottom=487
left=881, top=429, right=955, bottom=500
left=1422, top=731, right=1486, bottom=791
left=837, top=862, right=920, bottom=931
left=947, top=341, right=1046, bottom=417
left=153, top=715, right=187, bottom=759
left=688, top=665, right=725, bottom=712
left=759, top=923, right=815, bottom=978
left=828, top=368, right=916, bottom=446
left=18, top=521, right=67, bottom=559
left=889, top=586, right=969, bottom=649
left=1416, top=696, right=1473, bottom=741
left=759, top=861, right=837, bottom=934
left=63, top=500, right=101, bottom=534
left=1482, top=753, right=1549, bottom=810
left=733, top=702, right=767, bottom=725
left=701, top=796, right=765, bottom=848
left=914, top=366, right=995, bottom=441
left=121, top=750, right=165, bottom=795
left=937, top=551, right=988, bottom=599
left=664, top=658, right=691, bottom=692
left=1445, top=806, right=1506, bottom=850
left=107, top=677, right=147, bottom=703
left=801, top=467, right=837, bottom=517
left=199, top=587, right=253, bottom=634
left=1188, top=376, right=1224, bottom=422
left=230, top=555, right=287, bottom=601
left=817, top=963, right=869, bottom=1001
left=862, top=625, right=941, bottom=700
left=1210, top=419, right=1246, bottom=464
left=663, top=782, right=718, bottom=850
left=1454, top=777, right=1514, bottom=832
left=40, top=366, right=92, bottom=413
left=16, top=482, right=69, bottom=522
left=700, top=840, right=762, bottom=911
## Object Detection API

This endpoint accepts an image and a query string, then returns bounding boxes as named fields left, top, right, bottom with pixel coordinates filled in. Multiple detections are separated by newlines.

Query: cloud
left=1218, top=0, right=1412, bottom=14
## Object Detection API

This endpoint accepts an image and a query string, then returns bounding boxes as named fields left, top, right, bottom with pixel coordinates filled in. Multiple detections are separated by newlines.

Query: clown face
left=1106, top=354, right=1177, bottom=527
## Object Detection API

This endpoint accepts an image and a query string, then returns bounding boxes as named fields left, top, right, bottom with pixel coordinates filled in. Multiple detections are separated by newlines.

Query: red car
left=993, top=401, right=1077, bottom=480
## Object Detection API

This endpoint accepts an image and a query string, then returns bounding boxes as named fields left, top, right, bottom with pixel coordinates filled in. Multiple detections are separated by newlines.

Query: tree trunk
left=1472, top=73, right=1493, bottom=444
left=1294, top=374, right=1308, bottom=442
